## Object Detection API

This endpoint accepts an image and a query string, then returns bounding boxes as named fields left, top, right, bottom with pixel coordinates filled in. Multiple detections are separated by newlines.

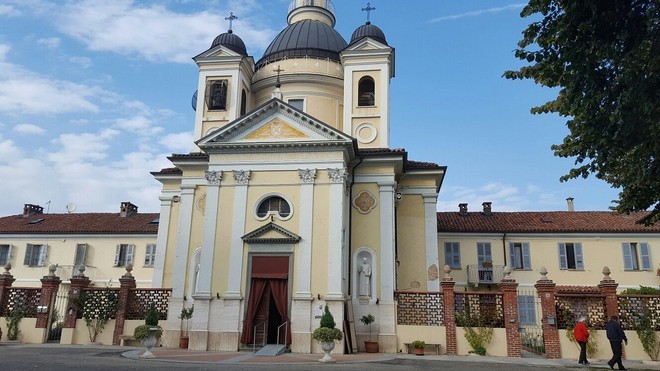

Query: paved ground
left=2, top=343, right=660, bottom=370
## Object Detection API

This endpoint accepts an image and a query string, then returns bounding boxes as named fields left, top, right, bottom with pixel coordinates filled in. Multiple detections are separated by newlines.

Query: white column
left=171, top=184, right=196, bottom=299
left=295, top=169, right=316, bottom=299
left=152, top=194, right=174, bottom=288
left=378, top=181, right=396, bottom=302
left=225, top=170, right=250, bottom=298
left=326, top=168, right=347, bottom=299
left=195, top=170, right=222, bottom=298
left=423, top=193, right=440, bottom=291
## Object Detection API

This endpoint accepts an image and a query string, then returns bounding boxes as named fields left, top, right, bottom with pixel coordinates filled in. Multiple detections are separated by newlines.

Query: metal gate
left=46, top=284, right=69, bottom=342
left=517, top=288, right=545, bottom=356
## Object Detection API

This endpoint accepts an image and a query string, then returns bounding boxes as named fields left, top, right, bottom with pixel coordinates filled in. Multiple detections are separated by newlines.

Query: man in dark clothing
left=606, top=316, right=628, bottom=370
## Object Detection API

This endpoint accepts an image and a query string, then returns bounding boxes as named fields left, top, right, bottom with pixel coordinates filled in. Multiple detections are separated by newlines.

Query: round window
left=256, top=196, right=291, bottom=219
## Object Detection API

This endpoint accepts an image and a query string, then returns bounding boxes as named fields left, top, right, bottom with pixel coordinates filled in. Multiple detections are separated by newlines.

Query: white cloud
left=0, top=4, right=21, bottom=16
left=115, top=115, right=163, bottom=136
left=159, top=131, right=193, bottom=153
left=55, top=0, right=275, bottom=63
left=0, top=139, right=22, bottom=162
left=37, top=37, right=60, bottom=49
left=0, top=44, right=10, bottom=61
left=47, top=129, right=119, bottom=163
left=428, top=3, right=526, bottom=23
left=13, top=123, right=45, bottom=135
left=69, top=56, right=92, bottom=68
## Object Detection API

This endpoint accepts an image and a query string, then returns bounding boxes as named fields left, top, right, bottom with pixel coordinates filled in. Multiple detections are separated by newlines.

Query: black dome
left=211, top=30, right=247, bottom=56
left=350, top=21, right=387, bottom=46
left=256, top=19, right=347, bottom=69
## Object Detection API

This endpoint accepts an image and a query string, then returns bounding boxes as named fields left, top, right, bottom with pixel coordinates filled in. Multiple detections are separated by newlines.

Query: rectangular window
left=73, top=243, right=88, bottom=274
left=477, top=242, right=492, bottom=266
left=206, top=80, right=227, bottom=110
left=24, top=243, right=47, bottom=267
left=517, top=295, right=536, bottom=325
left=114, top=244, right=135, bottom=267
left=288, top=98, right=304, bottom=111
left=509, top=242, right=532, bottom=270
left=444, top=242, right=461, bottom=269
left=558, top=242, right=583, bottom=270
left=144, top=244, right=156, bottom=267
left=622, top=242, right=651, bottom=271
left=0, top=244, right=11, bottom=266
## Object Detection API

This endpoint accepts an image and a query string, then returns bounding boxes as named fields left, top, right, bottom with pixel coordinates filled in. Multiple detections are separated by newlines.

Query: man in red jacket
left=574, top=316, right=590, bottom=365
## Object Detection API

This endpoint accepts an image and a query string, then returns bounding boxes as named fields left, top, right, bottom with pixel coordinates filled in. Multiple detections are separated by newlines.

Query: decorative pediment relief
left=243, top=119, right=308, bottom=140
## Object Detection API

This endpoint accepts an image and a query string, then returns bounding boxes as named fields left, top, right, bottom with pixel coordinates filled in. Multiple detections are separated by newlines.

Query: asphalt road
left=0, top=344, right=587, bottom=371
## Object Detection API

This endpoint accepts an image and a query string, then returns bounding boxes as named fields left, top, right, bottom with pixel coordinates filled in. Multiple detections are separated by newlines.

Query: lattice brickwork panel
left=555, top=295, right=607, bottom=329
left=126, top=289, right=171, bottom=320
left=618, top=295, right=660, bottom=331
left=395, top=291, right=444, bottom=326
left=80, top=288, right=120, bottom=320
left=454, top=292, right=504, bottom=328
left=0, top=288, right=41, bottom=318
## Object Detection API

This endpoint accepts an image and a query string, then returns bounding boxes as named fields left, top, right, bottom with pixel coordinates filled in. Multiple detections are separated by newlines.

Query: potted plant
left=412, top=340, right=426, bottom=356
left=360, top=314, right=378, bottom=353
left=178, top=305, right=194, bottom=349
left=312, top=305, right=343, bottom=363
left=481, top=260, right=493, bottom=269
left=134, top=303, right=163, bottom=358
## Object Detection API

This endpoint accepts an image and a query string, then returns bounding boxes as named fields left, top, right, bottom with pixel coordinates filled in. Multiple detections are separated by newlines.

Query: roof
left=210, top=30, right=247, bottom=56
left=0, top=213, right=159, bottom=235
left=437, top=211, right=660, bottom=234
left=350, top=21, right=387, bottom=46
left=255, top=19, right=347, bottom=69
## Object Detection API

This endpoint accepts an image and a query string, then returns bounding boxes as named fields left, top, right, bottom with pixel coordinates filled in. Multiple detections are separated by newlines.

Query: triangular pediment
left=242, top=222, right=301, bottom=244
left=196, top=99, right=357, bottom=157
left=343, top=38, right=391, bottom=52
left=194, top=45, right=245, bottom=60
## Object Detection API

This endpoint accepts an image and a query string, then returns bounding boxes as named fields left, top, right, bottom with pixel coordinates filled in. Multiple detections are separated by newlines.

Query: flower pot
left=319, top=341, right=336, bottom=363
left=364, top=340, right=379, bottom=353
left=179, top=336, right=189, bottom=349
left=414, top=347, right=424, bottom=356
left=139, top=328, right=160, bottom=358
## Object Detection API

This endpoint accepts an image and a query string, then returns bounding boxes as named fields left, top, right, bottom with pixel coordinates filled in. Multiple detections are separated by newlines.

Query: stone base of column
left=377, top=334, right=397, bottom=353
left=60, top=328, right=74, bottom=344
left=161, top=329, right=182, bottom=348
left=290, top=332, right=312, bottom=353
left=206, top=331, right=239, bottom=351
left=189, top=329, right=209, bottom=351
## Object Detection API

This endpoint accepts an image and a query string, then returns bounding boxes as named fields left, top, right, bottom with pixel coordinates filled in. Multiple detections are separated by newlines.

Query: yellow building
left=151, top=1, right=444, bottom=354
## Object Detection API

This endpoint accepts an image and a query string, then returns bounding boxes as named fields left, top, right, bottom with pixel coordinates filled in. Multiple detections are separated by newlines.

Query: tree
left=504, top=0, right=660, bottom=224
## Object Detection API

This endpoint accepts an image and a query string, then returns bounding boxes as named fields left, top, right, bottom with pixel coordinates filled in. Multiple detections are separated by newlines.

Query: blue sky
left=0, top=0, right=620, bottom=215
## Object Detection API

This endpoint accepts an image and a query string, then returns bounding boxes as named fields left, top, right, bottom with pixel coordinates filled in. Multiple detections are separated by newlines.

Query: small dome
left=211, top=30, right=247, bottom=56
left=256, top=19, right=347, bottom=69
left=350, top=21, right=387, bottom=46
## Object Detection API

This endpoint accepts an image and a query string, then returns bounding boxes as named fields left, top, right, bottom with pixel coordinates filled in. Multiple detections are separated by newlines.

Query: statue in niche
left=358, top=257, right=372, bottom=298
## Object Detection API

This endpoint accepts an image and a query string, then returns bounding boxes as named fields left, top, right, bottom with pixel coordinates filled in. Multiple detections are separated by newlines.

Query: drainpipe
left=502, top=232, right=508, bottom=267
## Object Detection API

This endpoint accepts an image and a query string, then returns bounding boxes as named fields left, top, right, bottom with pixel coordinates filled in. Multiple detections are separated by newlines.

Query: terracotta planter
left=179, top=336, right=189, bottom=349
left=364, top=340, right=379, bottom=353
left=414, top=347, right=424, bottom=356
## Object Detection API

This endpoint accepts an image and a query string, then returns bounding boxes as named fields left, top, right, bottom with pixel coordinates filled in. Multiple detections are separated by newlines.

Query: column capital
left=327, top=168, right=347, bottom=183
left=298, top=168, right=317, bottom=183
left=204, top=170, right=223, bottom=185
left=233, top=170, right=251, bottom=185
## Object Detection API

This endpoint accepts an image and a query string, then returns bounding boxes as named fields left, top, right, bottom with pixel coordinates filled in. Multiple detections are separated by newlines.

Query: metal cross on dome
left=361, top=2, right=376, bottom=22
left=225, top=12, right=238, bottom=32
left=273, top=65, right=284, bottom=88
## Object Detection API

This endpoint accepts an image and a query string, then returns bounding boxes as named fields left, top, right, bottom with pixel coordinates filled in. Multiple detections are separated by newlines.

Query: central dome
left=255, top=19, right=347, bottom=70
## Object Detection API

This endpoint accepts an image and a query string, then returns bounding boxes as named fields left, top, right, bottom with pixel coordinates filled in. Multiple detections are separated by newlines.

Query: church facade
left=151, top=0, right=445, bottom=353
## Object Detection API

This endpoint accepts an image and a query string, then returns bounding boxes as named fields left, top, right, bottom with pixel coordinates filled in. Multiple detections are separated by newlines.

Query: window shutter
left=574, top=243, right=584, bottom=269
left=484, top=243, right=492, bottom=261
left=38, top=244, right=47, bottom=267
left=24, top=244, right=34, bottom=265
left=518, top=295, right=536, bottom=325
left=640, top=242, right=651, bottom=270
left=5, top=245, right=12, bottom=265
left=522, top=243, right=531, bottom=269
left=74, top=244, right=88, bottom=266
left=622, top=243, right=633, bottom=270
left=127, top=244, right=135, bottom=265
left=558, top=243, right=567, bottom=270
left=114, top=245, right=121, bottom=266
left=509, top=242, right=516, bottom=269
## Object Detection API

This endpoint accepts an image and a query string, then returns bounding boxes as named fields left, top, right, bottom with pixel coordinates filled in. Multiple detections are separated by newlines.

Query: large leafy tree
left=504, top=0, right=659, bottom=224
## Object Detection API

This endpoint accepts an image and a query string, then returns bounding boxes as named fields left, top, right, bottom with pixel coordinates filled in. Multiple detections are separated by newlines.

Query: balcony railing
left=466, top=264, right=505, bottom=286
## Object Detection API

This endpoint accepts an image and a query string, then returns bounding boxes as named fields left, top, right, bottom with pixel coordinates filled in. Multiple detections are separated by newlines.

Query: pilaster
left=326, top=168, right=346, bottom=299
left=422, top=193, right=439, bottom=291
left=226, top=170, right=250, bottom=297
left=196, top=170, right=222, bottom=298
left=113, top=268, right=137, bottom=346
left=498, top=274, right=521, bottom=357
left=152, top=194, right=175, bottom=287
left=36, top=268, right=61, bottom=329
left=172, top=184, right=196, bottom=298
left=535, top=268, right=560, bottom=359
left=441, top=269, right=457, bottom=355
left=598, top=267, right=620, bottom=319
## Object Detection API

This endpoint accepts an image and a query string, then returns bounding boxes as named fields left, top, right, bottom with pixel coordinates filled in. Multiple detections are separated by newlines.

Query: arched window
left=206, top=80, right=227, bottom=110
left=240, top=89, right=247, bottom=116
left=358, top=76, right=375, bottom=106
left=256, top=196, right=291, bottom=219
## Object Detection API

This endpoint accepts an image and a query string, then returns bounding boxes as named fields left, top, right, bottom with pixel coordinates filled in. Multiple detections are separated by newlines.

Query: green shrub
left=621, top=286, right=660, bottom=295
left=319, top=305, right=336, bottom=329
left=635, top=314, right=660, bottom=361
left=145, top=302, right=159, bottom=326
left=312, top=327, right=343, bottom=343
left=456, top=312, right=493, bottom=356
left=134, top=324, right=163, bottom=341
left=412, top=340, right=426, bottom=349
left=5, top=302, right=28, bottom=341
left=360, top=314, right=376, bottom=340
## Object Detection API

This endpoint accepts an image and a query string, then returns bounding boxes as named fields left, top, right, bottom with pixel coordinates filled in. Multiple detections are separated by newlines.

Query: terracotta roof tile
left=437, top=211, right=659, bottom=233
left=0, top=213, right=159, bottom=234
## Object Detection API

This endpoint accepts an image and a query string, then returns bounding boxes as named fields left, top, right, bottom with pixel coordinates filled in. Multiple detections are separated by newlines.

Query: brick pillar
left=112, top=268, right=136, bottom=345
left=535, top=269, right=560, bottom=359
left=0, top=264, right=16, bottom=309
left=36, top=269, right=62, bottom=329
left=441, top=265, right=457, bottom=355
left=64, top=274, right=91, bottom=328
left=499, top=274, right=521, bottom=357
left=598, top=267, right=619, bottom=319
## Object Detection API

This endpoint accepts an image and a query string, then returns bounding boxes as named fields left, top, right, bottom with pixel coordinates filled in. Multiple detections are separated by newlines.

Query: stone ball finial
left=77, top=264, right=86, bottom=277
left=48, top=264, right=58, bottom=277
left=2, top=263, right=11, bottom=275
left=503, top=265, right=512, bottom=277
left=539, top=266, right=548, bottom=279
left=124, top=263, right=134, bottom=277
left=602, top=266, right=612, bottom=280
left=443, top=265, right=452, bottom=280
